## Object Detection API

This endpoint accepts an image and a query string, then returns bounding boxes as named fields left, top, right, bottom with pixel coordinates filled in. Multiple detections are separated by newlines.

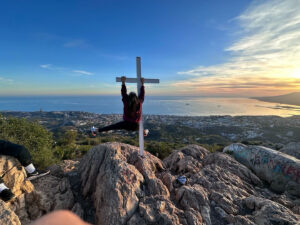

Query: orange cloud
left=174, top=0, right=300, bottom=97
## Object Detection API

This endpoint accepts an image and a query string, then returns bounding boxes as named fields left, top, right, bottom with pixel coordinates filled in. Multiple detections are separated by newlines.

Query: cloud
left=40, top=64, right=94, bottom=76
left=63, top=39, right=88, bottom=48
left=34, top=33, right=90, bottom=49
left=72, top=70, right=94, bottom=76
left=40, top=64, right=52, bottom=69
left=40, top=64, right=65, bottom=71
left=0, top=77, right=14, bottom=85
left=176, top=0, right=300, bottom=96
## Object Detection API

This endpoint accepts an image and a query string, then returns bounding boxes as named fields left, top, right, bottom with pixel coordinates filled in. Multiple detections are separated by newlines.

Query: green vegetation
left=0, top=113, right=233, bottom=169
left=0, top=114, right=55, bottom=168
left=145, top=141, right=185, bottom=159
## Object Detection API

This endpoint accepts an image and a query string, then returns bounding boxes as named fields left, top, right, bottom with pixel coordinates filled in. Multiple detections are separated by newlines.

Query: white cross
left=116, top=57, right=160, bottom=157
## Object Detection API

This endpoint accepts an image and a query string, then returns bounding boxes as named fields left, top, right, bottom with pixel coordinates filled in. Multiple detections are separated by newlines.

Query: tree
left=58, top=130, right=77, bottom=146
left=0, top=114, right=56, bottom=168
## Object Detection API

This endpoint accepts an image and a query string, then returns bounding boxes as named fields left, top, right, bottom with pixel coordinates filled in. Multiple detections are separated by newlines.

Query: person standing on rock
left=91, top=76, right=149, bottom=136
left=0, top=140, right=50, bottom=202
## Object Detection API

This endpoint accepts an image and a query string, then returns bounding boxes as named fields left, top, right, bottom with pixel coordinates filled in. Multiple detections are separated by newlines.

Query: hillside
left=1, top=142, right=299, bottom=225
left=253, top=92, right=300, bottom=106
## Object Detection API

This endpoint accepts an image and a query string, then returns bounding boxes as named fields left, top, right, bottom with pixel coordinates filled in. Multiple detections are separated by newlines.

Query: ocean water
left=0, top=96, right=299, bottom=117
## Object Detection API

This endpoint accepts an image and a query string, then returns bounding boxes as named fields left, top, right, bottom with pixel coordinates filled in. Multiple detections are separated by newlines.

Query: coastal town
left=1, top=111, right=299, bottom=150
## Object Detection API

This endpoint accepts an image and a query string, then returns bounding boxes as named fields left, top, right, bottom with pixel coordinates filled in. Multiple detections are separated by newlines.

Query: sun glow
left=174, top=0, right=300, bottom=96
left=291, top=68, right=300, bottom=79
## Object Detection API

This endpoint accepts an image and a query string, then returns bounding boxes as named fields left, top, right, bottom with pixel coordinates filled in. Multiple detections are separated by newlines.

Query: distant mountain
left=253, top=92, right=300, bottom=106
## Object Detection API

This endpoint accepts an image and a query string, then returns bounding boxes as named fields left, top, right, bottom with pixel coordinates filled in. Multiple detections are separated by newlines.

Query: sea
left=0, top=96, right=299, bottom=117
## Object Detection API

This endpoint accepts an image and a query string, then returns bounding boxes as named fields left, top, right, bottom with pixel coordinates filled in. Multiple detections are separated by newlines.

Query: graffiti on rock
left=239, top=147, right=300, bottom=183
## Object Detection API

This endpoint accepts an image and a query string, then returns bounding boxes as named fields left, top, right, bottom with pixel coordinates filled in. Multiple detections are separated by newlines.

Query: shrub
left=58, top=130, right=77, bottom=146
left=53, top=145, right=77, bottom=160
left=146, top=141, right=177, bottom=159
left=0, top=114, right=56, bottom=168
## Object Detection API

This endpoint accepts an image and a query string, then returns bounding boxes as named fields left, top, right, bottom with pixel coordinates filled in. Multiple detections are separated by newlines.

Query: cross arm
left=116, top=77, right=160, bottom=84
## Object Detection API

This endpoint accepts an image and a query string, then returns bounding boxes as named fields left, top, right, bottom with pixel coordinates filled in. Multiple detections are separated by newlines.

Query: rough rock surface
left=0, top=156, right=91, bottom=224
left=0, top=200, right=21, bottom=225
left=280, top=142, right=300, bottom=160
left=79, top=142, right=300, bottom=225
left=2, top=142, right=300, bottom=225
left=0, top=156, right=34, bottom=197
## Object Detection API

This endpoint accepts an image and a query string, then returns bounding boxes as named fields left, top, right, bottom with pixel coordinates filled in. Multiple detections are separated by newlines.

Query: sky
left=0, top=0, right=299, bottom=97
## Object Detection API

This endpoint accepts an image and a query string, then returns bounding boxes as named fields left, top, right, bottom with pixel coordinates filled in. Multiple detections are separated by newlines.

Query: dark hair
left=128, top=92, right=140, bottom=113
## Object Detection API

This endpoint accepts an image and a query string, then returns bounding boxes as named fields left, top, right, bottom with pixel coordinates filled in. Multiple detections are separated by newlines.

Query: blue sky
left=0, top=0, right=299, bottom=96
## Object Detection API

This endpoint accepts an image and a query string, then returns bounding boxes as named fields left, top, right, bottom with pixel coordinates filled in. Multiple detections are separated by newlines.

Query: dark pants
left=98, top=121, right=139, bottom=132
left=0, top=140, right=32, bottom=167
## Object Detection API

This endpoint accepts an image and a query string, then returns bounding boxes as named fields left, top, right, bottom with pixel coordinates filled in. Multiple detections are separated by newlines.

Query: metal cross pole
left=116, top=57, right=160, bottom=156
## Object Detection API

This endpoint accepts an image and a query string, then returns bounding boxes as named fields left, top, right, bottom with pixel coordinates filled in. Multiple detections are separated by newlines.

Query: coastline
left=251, top=92, right=300, bottom=107
left=252, top=97, right=300, bottom=107
left=1, top=95, right=300, bottom=117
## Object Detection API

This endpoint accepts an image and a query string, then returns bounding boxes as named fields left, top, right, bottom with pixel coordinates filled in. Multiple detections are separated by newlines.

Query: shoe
left=90, top=126, right=98, bottom=137
left=144, top=129, right=149, bottom=136
left=0, top=189, right=15, bottom=202
left=27, top=169, right=50, bottom=181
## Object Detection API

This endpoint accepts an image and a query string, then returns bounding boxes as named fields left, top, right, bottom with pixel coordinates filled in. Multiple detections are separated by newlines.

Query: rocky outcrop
left=79, top=142, right=164, bottom=225
left=0, top=156, right=35, bottom=224
left=0, top=156, right=86, bottom=225
left=79, top=142, right=300, bottom=225
left=224, top=143, right=300, bottom=196
left=2, top=142, right=300, bottom=225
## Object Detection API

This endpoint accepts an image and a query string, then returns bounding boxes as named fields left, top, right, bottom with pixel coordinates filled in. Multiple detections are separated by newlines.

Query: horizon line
left=0, top=94, right=255, bottom=98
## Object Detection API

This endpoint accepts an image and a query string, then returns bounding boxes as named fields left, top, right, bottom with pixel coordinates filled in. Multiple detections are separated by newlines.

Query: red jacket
left=121, top=84, right=145, bottom=123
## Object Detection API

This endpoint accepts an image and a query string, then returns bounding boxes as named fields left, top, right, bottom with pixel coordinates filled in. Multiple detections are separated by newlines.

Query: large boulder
left=0, top=156, right=79, bottom=225
left=79, top=142, right=169, bottom=225
left=224, top=143, right=300, bottom=196
left=79, top=142, right=300, bottom=225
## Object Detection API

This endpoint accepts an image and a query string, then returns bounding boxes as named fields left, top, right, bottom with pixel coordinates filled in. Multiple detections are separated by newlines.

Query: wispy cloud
left=0, top=77, right=14, bottom=85
left=40, top=64, right=65, bottom=71
left=34, top=32, right=128, bottom=61
left=63, top=39, right=89, bottom=48
left=175, top=0, right=300, bottom=96
left=40, top=64, right=52, bottom=69
left=40, top=64, right=94, bottom=76
left=72, top=70, right=94, bottom=76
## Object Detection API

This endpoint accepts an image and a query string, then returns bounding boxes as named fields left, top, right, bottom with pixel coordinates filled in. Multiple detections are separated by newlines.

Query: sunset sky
left=0, top=0, right=299, bottom=96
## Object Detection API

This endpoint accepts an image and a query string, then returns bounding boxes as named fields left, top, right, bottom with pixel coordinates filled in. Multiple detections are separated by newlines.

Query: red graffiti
left=246, top=152, right=300, bottom=183
left=286, top=166, right=300, bottom=183
left=273, top=164, right=300, bottom=183
left=286, top=166, right=295, bottom=177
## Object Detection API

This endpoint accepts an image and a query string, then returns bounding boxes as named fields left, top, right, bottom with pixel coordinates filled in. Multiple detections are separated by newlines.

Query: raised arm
left=121, top=76, right=128, bottom=102
left=139, top=78, right=145, bottom=103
